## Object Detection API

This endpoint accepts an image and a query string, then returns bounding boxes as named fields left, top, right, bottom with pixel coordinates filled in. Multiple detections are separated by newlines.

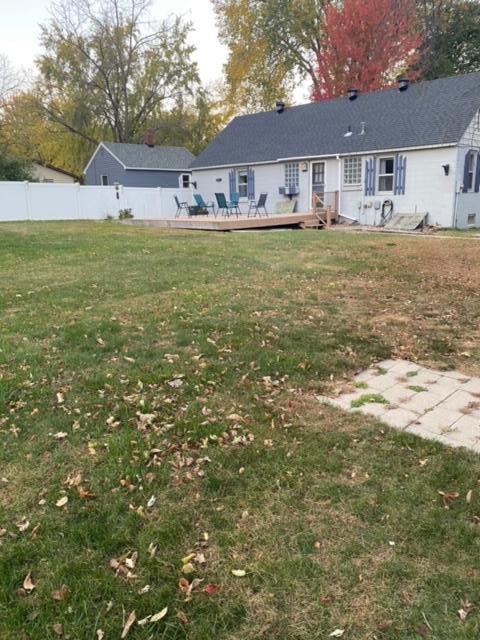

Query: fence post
left=75, top=183, right=81, bottom=220
left=24, top=181, right=31, bottom=221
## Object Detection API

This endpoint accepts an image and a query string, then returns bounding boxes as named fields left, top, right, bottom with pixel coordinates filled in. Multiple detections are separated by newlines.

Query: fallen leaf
left=23, top=572, right=35, bottom=592
left=56, top=496, right=68, bottom=508
left=458, top=599, right=473, bottom=622
left=53, top=432, right=68, bottom=440
left=438, top=491, right=460, bottom=506
left=181, top=553, right=196, bottom=565
left=150, top=607, right=168, bottom=623
left=329, top=630, right=345, bottom=638
left=182, top=562, right=195, bottom=574
left=466, top=490, right=473, bottom=504
left=16, top=518, right=30, bottom=532
left=52, top=622, right=63, bottom=636
left=377, top=620, right=392, bottom=631
left=138, top=584, right=150, bottom=595
left=231, top=569, right=246, bottom=577
left=176, top=609, right=189, bottom=625
left=121, top=610, right=136, bottom=638
left=96, top=631, right=104, bottom=640
left=203, top=584, right=219, bottom=596
left=125, top=551, right=138, bottom=570
left=178, top=578, right=190, bottom=593
left=51, top=585, right=70, bottom=601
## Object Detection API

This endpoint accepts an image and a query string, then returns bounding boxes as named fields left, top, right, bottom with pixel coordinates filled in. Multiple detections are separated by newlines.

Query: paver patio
left=318, top=359, right=480, bottom=452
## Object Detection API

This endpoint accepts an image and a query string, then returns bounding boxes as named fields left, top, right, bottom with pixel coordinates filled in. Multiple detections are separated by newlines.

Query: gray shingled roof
left=190, top=73, right=480, bottom=169
left=104, top=142, right=195, bottom=170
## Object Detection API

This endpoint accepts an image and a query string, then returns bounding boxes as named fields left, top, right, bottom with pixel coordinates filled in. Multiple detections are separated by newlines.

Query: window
left=466, top=152, right=475, bottom=191
left=378, top=157, right=394, bottom=192
left=284, top=162, right=299, bottom=190
left=237, top=169, right=248, bottom=198
left=43, top=178, right=54, bottom=183
left=101, top=175, right=109, bottom=186
left=467, top=213, right=477, bottom=226
left=343, top=157, right=362, bottom=186
left=181, top=174, right=190, bottom=188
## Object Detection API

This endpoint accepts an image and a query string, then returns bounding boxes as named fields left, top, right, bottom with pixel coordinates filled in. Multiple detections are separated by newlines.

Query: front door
left=311, top=162, right=325, bottom=210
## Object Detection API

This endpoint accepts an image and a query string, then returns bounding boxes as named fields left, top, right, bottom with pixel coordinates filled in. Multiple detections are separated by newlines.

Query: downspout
left=336, top=155, right=342, bottom=216
left=453, top=182, right=461, bottom=229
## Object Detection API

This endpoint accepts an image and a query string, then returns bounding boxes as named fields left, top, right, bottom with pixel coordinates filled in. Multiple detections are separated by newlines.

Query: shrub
left=118, top=208, right=134, bottom=220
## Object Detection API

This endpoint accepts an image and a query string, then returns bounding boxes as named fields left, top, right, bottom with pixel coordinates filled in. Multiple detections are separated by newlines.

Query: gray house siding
left=85, top=146, right=190, bottom=188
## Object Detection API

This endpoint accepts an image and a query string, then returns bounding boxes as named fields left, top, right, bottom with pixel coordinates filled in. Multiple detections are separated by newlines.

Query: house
left=85, top=134, right=195, bottom=188
left=32, top=163, right=77, bottom=183
left=190, top=72, right=480, bottom=228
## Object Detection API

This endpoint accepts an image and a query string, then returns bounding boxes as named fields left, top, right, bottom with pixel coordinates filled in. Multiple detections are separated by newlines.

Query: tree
left=0, top=55, right=24, bottom=104
left=417, top=0, right=480, bottom=78
left=312, top=0, right=422, bottom=101
left=212, top=0, right=328, bottom=112
left=0, top=147, right=35, bottom=181
left=37, top=0, right=200, bottom=144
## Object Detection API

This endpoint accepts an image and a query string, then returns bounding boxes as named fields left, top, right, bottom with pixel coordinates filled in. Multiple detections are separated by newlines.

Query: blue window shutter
left=394, top=155, right=400, bottom=195
left=475, top=152, right=480, bottom=193
left=364, top=160, right=370, bottom=196
left=401, top=156, right=407, bottom=195
left=247, top=168, right=255, bottom=200
left=463, top=150, right=472, bottom=192
left=370, top=158, right=376, bottom=196
left=229, top=170, right=236, bottom=199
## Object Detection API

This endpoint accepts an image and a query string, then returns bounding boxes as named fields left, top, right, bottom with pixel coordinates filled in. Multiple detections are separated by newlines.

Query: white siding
left=32, top=163, right=76, bottom=184
left=454, top=109, right=480, bottom=228
left=194, top=147, right=457, bottom=227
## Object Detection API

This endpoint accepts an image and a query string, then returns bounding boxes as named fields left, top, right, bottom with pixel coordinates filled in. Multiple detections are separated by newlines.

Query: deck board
left=125, top=213, right=318, bottom=232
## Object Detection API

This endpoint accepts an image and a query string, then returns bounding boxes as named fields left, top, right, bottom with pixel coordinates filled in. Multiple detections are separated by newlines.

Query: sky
left=0, top=0, right=227, bottom=84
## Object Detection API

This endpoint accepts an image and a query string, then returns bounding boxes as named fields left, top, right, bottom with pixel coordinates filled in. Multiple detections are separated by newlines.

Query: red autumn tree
left=312, top=0, right=422, bottom=101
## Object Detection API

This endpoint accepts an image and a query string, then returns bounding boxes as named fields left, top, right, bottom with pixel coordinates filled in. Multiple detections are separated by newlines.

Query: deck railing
left=310, top=191, right=339, bottom=226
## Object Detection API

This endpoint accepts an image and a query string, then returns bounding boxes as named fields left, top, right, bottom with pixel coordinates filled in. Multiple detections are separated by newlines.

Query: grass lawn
left=1, top=222, right=480, bottom=640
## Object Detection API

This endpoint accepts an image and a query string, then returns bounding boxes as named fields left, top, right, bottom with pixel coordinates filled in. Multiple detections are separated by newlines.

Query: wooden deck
left=125, top=213, right=319, bottom=232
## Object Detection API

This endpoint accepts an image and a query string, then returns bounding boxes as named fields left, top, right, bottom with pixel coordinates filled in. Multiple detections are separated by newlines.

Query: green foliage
left=0, top=148, right=35, bottom=181
left=118, top=208, right=133, bottom=220
left=351, top=393, right=389, bottom=408
left=212, top=0, right=327, bottom=112
left=417, top=0, right=480, bottom=78
left=408, top=385, right=428, bottom=393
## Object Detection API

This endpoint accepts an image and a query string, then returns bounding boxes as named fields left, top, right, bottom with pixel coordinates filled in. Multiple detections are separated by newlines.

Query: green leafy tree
left=212, top=0, right=327, bottom=112
left=417, top=0, right=480, bottom=78
left=0, top=147, right=35, bottom=181
left=37, top=0, right=200, bottom=144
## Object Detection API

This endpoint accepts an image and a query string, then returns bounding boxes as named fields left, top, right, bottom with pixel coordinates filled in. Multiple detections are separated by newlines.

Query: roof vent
left=347, top=88, right=358, bottom=101
left=359, top=122, right=366, bottom=135
left=398, top=78, right=409, bottom=92
left=143, top=131, right=155, bottom=147
left=344, top=125, right=353, bottom=138
left=276, top=100, right=285, bottom=114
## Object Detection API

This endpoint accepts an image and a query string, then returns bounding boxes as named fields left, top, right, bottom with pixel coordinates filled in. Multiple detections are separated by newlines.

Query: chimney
left=398, top=78, right=409, bottom=92
left=276, top=100, right=285, bottom=114
left=347, top=88, right=358, bottom=101
left=143, top=131, right=155, bottom=147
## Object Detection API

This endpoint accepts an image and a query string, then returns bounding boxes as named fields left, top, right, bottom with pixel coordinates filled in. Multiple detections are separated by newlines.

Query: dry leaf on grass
left=466, top=490, right=473, bottom=504
left=329, top=630, right=345, bottom=638
left=438, top=491, right=459, bottom=506
left=231, top=569, right=246, bottom=577
left=96, top=631, right=104, bottom=640
left=203, top=584, right=219, bottom=596
left=121, top=610, right=136, bottom=638
left=150, top=607, right=168, bottom=623
left=458, top=600, right=473, bottom=622
left=52, top=622, right=63, bottom=636
left=23, top=573, right=35, bottom=592
left=51, top=585, right=70, bottom=601
left=56, top=496, right=68, bottom=508
left=176, top=609, right=188, bottom=625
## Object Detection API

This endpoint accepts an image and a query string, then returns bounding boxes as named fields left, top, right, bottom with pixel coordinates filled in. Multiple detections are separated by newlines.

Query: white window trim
left=101, top=175, right=109, bottom=186
left=343, top=157, right=362, bottom=188
left=377, top=156, right=395, bottom=194
left=180, top=173, right=190, bottom=189
left=466, top=152, right=475, bottom=192
left=237, top=168, right=249, bottom=199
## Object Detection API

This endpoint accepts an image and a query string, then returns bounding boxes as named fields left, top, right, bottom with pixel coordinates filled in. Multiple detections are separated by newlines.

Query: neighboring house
left=84, top=135, right=195, bottom=188
left=190, top=72, right=480, bottom=228
left=33, top=163, right=77, bottom=183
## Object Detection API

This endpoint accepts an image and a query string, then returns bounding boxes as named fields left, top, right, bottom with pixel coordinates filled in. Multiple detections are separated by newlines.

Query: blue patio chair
left=248, top=192, right=268, bottom=217
left=215, top=193, right=240, bottom=218
left=193, top=194, right=216, bottom=217
left=229, top=192, right=241, bottom=216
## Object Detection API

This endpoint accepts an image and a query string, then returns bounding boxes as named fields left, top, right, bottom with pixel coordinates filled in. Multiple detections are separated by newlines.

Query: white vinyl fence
left=0, top=182, right=193, bottom=222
